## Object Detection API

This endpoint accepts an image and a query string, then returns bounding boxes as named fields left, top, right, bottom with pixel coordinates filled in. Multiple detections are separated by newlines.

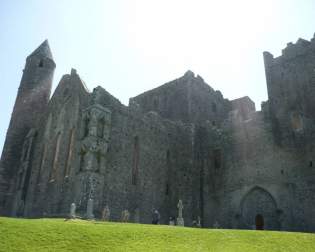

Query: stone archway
left=241, top=186, right=279, bottom=230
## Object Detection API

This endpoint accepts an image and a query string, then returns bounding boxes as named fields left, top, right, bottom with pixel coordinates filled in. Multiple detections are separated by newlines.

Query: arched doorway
left=241, top=186, right=279, bottom=230
left=255, top=214, right=264, bottom=230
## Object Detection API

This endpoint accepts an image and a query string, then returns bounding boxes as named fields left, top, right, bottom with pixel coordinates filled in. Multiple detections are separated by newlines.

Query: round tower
left=0, top=40, right=56, bottom=215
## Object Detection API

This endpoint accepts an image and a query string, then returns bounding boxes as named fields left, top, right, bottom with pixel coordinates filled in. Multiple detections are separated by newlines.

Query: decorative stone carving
left=82, top=104, right=111, bottom=139
left=80, top=104, right=111, bottom=173
left=76, top=104, right=111, bottom=220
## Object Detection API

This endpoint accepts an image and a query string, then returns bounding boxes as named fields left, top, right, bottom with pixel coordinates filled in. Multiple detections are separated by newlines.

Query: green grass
left=0, top=217, right=315, bottom=252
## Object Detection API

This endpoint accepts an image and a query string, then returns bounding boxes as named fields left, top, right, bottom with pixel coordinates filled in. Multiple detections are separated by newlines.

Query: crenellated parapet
left=264, top=34, right=315, bottom=67
left=263, top=33, right=315, bottom=147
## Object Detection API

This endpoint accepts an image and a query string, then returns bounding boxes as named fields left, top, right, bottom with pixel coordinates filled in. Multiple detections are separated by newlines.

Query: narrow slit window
left=37, top=144, right=47, bottom=184
left=132, top=136, right=140, bottom=185
left=212, top=102, right=217, bottom=113
left=50, top=133, right=61, bottom=181
left=65, top=129, right=75, bottom=177
left=166, top=150, right=171, bottom=195
left=38, top=59, right=44, bottom=68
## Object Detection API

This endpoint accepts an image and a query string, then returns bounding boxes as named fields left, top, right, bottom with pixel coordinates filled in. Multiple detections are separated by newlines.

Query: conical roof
left=28, top=39, right=53, bottom=60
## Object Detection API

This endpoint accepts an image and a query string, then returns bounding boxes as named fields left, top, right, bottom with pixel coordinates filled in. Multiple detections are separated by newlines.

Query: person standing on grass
left=152, top=209, right=160, bottom=224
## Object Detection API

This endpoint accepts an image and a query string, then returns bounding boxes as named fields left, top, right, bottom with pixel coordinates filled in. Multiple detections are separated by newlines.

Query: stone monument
left=197, top=216, right=202, bottom=228
left=213, top=220, right=220, bottom=229
left=176, top=199, right=184, bottom=226
left=121, top=209, right=130, bottom=222
left=169, top=217, right=175, bottom=226
left=101, top=205, right=110, bottom=221
left=86, top=198, right=94, bottom=220
left=70, top=203, right=76, bottom=219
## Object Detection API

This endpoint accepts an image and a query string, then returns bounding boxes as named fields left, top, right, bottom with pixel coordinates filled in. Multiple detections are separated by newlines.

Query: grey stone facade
left=0, top=35, right=315, bottom=232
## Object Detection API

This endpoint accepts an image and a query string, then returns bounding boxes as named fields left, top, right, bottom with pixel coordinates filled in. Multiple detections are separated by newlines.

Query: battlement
left=263, top=33, right=315, bottom=66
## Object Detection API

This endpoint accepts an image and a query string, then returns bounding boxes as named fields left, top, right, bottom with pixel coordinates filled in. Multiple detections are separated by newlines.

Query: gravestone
left=176, top=200, right=184, bottom=226
left=121, top=209, right=130, bottom=222
left=86, top=198, right=94, bottom=219
left=213, top=220, right=220, bottom=229
left=169, top=217, right=175, bottom=226
left=70, top=203, right=76, bottom=219
left=197, top=216, right=202, bottom=228
left=101, top=205, right=110, bottom=221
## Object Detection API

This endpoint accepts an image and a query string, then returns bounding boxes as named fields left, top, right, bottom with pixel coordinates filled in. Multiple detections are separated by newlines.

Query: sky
left=0, top=0, right=315, bottom=154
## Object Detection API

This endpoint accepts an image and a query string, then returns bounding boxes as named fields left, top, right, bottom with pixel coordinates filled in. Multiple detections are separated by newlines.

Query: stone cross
left=177, top=200, right=184, bottom=218
left=101, top=205, right=110, bottom=221
left=86, top=198, right=94, bottom=220
left=176, top=199, right=184, bottom=226
left=70, top=203, right=76, bottom=219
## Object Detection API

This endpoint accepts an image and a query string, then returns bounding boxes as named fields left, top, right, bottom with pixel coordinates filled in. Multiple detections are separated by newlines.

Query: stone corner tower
left=0, top=40, right=56, bottom=215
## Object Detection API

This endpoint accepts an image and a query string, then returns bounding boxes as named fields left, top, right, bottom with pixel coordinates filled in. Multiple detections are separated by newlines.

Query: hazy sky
left=0, top=0, right=315, bottom=154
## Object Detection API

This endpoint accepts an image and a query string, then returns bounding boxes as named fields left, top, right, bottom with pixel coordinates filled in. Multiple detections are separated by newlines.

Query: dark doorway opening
left=255, top=214, right=264, bottom=230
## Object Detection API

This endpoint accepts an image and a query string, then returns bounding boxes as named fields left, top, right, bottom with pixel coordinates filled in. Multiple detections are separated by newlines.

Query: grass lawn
left=0, top=217, right=315, bottom=252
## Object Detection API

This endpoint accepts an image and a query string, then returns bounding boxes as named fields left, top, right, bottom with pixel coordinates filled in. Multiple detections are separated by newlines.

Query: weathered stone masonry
left=1, top=34, right=315, bottom=232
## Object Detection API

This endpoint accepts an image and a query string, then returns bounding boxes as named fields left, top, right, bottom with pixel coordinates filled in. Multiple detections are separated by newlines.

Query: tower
left=0, top=40, right=56, bottom=215
left=263, top=36, right=315, bottom=146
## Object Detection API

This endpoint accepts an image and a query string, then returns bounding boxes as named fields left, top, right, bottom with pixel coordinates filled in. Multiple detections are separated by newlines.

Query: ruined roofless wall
left=263, top=35, right=315, bottom=146
left=2, top=36, right=315, bottom=232
left=20, top=71, right=200, bottom=225
left=130, top=70, right=231, bottom=126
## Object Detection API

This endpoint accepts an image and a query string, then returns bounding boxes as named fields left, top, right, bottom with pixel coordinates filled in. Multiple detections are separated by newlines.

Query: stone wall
left=130, top=70, right=231, bottom=126
left=211, top=109, right=315, bottom=232
left=263, top=35, right=315, bottom=147
left=1, top=36, right=315, bottom=232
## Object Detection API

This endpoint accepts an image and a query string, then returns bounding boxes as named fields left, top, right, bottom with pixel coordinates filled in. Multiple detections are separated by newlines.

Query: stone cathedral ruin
left=1, top=34, right=315, bottom=232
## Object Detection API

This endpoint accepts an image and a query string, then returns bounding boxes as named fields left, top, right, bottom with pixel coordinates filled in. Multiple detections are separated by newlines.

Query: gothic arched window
left=132, top=136, right=140, bottom=185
